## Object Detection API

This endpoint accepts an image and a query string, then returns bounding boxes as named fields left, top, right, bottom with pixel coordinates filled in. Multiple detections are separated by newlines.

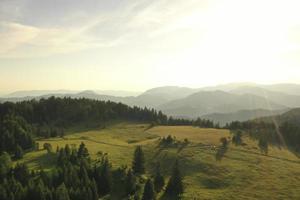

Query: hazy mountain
left=3, top=90, right=79, bottom=98
left=230, top=86, right=300, bottom=108
left=203, top=109, right=288, bottom=126
left=142, top=86, right=200, bottom=100
left=158, top=90, right=287, bottom=118
left=94, top=90, right=141, bottom=97
left=2, top=89, right=141, bottom=98
left=1, top=84, right=300, bottom=119
left=201, top=82, right=258, bottom=92
left=262, top=83, right=300, bottom=96
left=256, top=107, right=300, bottom=128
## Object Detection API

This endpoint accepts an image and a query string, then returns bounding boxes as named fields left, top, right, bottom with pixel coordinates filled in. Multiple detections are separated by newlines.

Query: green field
left=17, top=122, right=300, bottom=200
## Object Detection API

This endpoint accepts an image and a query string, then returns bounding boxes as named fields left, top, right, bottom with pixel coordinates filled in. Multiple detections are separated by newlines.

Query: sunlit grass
left=16, top=122, right=300, bottom=199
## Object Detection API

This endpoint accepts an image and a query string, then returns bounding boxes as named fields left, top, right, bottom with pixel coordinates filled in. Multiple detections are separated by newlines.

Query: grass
left=16, top=122, right=300, bottom=199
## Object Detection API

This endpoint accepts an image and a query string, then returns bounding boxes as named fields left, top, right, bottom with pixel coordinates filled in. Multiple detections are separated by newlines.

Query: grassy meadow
left=17, top=122, right=300, bottom=200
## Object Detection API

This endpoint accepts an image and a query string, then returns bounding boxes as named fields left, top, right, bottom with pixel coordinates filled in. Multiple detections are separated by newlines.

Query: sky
left=1, top=0, right=300, bottom=94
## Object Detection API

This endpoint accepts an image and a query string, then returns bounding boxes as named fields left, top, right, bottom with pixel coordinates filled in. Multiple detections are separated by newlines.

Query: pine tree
left=153, top=163, right=164, bottom=193
left=132, top=146, right=145, bottom=175
left=232, top=131, right=242, bottom=145
left=15, top=145, right=24, bottom=159
left=54, top=183, right=70, bottom=200
left=78, top=142, right=89, bottom=159
left=0, top=185, right=7, bottom=200
left=142, top=179, right=155, bottom=200
left=90, top=179, right=99, bottom=200
left=0, top=151, right=12, bottom=179
left=164, top=160, right=183, bottom=199
left=125, top=169, right=136, bottom=196
left=79, top=164, right=90, bottom=186
left=97, top=158, right=111, bottom=196
left=258, top=137, right=268, bottom=155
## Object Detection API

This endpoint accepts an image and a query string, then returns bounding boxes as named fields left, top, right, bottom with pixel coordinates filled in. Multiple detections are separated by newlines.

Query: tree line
left=226, top=120, right=300, bottom=154
left=0, top=97, right=219, bottom=157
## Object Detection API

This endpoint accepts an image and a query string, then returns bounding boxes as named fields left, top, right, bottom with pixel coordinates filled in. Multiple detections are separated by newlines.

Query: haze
left=1, top=0, right=300, bottom=94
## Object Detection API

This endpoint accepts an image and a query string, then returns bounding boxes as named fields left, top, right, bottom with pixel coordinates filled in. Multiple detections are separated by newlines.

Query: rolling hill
left=17, top=122, right=300, bottom=200
left=256, top=108, right=300, bottom=128
left=230, top=86, right=300, bottom=107
left=158, top=91, right=287, bottom=118
left=203, top=109, right=288, bottom=126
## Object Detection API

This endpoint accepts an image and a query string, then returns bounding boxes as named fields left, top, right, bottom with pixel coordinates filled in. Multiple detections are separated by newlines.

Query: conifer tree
left=142, top=179, right=155, bottom=200
left=79, top=164, right=90, bottom=186
left=258, top=137, right=268, bottom=155
left=153, top=163, right=164, bottom=193
left=164, top=160, right=183, bottom=199
left=90, top=179, right=99, bottom=200
left=0, top=185, right=7, bottom=200
left=78, top=142, right=89, bottom=159
left=125, top=169, right=137, bottom=196
left=55, top=183, right=70, bottom=200
left=0, top=152, right=12, bottom=179
left=132, top=146, right=145, bottom=174
left=97, top=158, right=111, bottom=196
left=15, top=145, right=24, bottom=159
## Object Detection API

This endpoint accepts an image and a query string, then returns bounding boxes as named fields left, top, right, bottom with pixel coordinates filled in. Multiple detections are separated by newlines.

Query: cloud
left=0, top=22, right=39, bottom=54
left=1, top=0, right=300, bottom=62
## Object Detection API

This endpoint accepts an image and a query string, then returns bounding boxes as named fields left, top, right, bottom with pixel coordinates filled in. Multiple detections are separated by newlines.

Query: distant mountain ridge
left=1, top=83, right=300, bottom=124
left=255, top=107, right=300, bottom=128
left=3, top=89, right=141, bottom=98
left=158, top=90, right=286, bottom=118
left=203, top=109, right=288, bottom=126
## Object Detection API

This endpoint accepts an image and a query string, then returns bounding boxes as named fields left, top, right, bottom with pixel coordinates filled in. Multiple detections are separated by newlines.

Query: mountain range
left=1, top=83, right=300, bottom=124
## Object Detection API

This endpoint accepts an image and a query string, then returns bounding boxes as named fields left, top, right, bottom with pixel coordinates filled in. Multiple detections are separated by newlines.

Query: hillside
left=158, top=91, right=286, bottom=118
left=257, top=108, right=300, bottom=127
left=18, top=122, right=300, bottom=200
left=203, top=109, right=288, bottom=126
left=230, top=86, right=300, bottom=107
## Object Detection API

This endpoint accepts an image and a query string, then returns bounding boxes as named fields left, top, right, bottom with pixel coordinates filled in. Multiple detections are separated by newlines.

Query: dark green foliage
left=220, top=137, right=228, bottom=148
left=95, top=157, right=111, bottom=196
left=142, top=179, right=155, bottom=200
left=227, top=120, right=300, bottom=154
left=159, top=135, right=176, bottom=147
left=125, top=169, right=137, bottom=196
left=0, top=115, right=34, bottom=154
left=164, top=160, right=184, bottom=199
left=12, top=163, right=30, bottom=185
left=167, top=117, right=217, bottom=128
left=159, top=135, right=189, bottom=150
left=14, top=145, right=24, bottom=159
left=232, top=130, right=243, bottom=146
left=258, top=138, right=268, bottom=155
left=111, top=166, right=128, bottom=198
left=0, top=97, right=169, bottom=131
left=78, top=142, right=89, bottom=159
left=55, top=183, right=70, bottom=200
left=216, top=137, right=229, bottom=161
left=43, top=143, right=53, bottom=153
left=279, top=122, right=300, bottom=152
left=0, top=152, right=12, bottom=180
left=0, top=185, right=7, bottom=200
left=0, top=97, right=171, bottom=156
left=132, top=146, right=145, bottom=175
left=90, top=179, right=99, bottom=200
left=0, top=142, right=185, bottom=200
left=153, top=163, right=164, bottom=193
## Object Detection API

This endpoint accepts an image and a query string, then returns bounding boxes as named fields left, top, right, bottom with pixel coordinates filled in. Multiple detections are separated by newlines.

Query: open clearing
left=18, top=122, right=300, bottom=200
